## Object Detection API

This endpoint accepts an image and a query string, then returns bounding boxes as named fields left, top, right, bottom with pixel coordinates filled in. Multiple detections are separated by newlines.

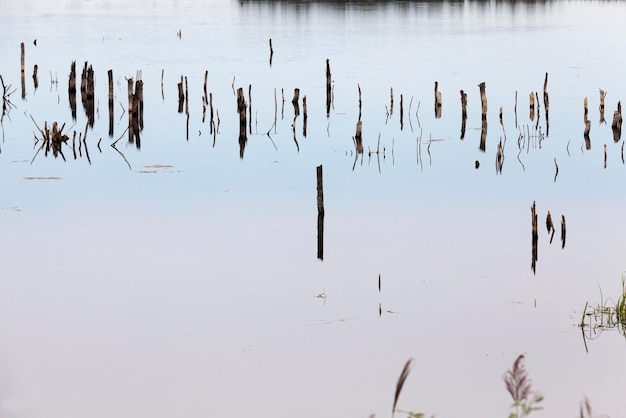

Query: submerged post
left=434, top=81, right=442, bottom=119
left=478, top=82, right=487, bottom=120
left=317, top=164, right=325, bottom=260
left=108, top=69, right=114, bottom=137
left=326, top=59, right=332, bottom=116
left=460, top=89, right=467, bottom=139
left=20, top=42, right=25, bottom=99
left=237, top=87, right=247, bottom=158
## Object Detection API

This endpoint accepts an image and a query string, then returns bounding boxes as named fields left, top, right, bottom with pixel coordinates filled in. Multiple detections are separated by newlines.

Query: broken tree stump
left=478, top=82, right=487, bottom=120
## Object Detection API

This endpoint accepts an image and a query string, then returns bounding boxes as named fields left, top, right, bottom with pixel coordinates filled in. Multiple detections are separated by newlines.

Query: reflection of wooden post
left=68, top=61, right=77, bottom=120
left=326, top=59, right=331, bottom=117
left=529, top=92, right=535, bottom=121
left=599, top=89, right=606, bottom=124
left=32, top=65, right=38, bottom=90
left=292, top=88, right=300, bottom=117
left=543, top=73, right=550, bottom=135
left=584, top=119, right=591, bottom=150
left=612, top=101, right=622, bottom=142
left=237, top=87, right=247, bottom=159
left=177, top=76, right=184, bottom=113
left=317, top=164, right=325, bottom=261
left=354, top=120, right=363, bottom=154
left=302, top=95, right=307, bottom=137
left=531, top=201, right=538, bottom=275
left=480, top=119, right=487, bottom=152
left=108, top=69, right=114, bottom=137
left=460, top=89, right=467, bottom=139
left=478, top=82, right=487, bottom=120
left=400, top=94, right=404, bottom=130
left=434, top=81, right=442, bottom=118
left=20, top=42, right=25, bottom=99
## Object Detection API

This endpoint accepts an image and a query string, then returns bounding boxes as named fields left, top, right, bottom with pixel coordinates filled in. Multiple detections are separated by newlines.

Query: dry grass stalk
left=392, top=358, right=413, bottom=418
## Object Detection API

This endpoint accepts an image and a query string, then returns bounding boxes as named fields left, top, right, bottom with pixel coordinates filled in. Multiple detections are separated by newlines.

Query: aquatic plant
left=503, top=354, right=544, bottom=418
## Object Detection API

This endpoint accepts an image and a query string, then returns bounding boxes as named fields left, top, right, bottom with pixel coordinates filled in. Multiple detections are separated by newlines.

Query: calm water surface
left=1, top=1, right=626, bottom=417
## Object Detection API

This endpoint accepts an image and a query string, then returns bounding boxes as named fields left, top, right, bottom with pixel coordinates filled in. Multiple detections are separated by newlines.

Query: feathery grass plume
left=392, top=358, right=413, bottom=418
left=504, top=354, right=531, bottom=403
left=503, top=354, right=543, bottom=418
left=580, top=396, right=593, bottom=418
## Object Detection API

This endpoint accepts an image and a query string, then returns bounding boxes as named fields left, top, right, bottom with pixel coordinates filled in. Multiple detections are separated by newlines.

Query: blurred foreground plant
left=503, top=354, right=543, bottom=418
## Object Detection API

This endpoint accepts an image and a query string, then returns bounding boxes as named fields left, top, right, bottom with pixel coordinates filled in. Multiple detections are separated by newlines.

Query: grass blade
left=392, top=358, right=413, bottom=418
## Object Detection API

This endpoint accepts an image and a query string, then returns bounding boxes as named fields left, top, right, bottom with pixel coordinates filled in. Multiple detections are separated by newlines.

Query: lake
left=1, top=0, right=626, bottom=417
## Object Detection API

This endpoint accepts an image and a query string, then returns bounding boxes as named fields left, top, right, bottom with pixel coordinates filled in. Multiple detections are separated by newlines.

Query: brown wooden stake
left=434, top=81, right=442, bottom=119
left=599, top=89, right=606, bottom=124
left=20, top=42, right=25, bottom=99
left=561, top=215, right=566, bottom=249
left=499, top=106, right=503, bottom=126
left=529, top=92, right=535, bottom=121
left=68, top=61, right=77, bottom=120
left=209, top=92, right=214, bottom=134
left=478, top=82, right=487, bottom=120
left=326, top=59, right=331, bottom=117
left=480, top=119, right=487, bottom=152
left=237, top=87, right=247, bottom=158
left=177, top=76, right=184, bottom=113
left=584, top=119, right=591, bottom=150
left=604, top=143, right=608, bottom=169
left=108, top=69, right=114, bottom=137
left=269, top=38, right=274, bottom=66
left=584, top=96, right=588, bottom=124
left=316, top=164, right=325, bottom=261
left=460, top=89, right=467, bottom=139
left=390, top=87, right=394, bottom=116
left=292, top=88, right=300, bottom=117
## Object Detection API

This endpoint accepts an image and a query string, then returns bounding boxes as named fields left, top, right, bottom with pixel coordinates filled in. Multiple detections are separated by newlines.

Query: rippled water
left=1, top=1, right=626, bottom=417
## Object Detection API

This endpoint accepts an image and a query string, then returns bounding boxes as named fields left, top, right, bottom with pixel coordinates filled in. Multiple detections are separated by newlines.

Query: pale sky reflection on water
left=1, top=1, right=626, bottom=418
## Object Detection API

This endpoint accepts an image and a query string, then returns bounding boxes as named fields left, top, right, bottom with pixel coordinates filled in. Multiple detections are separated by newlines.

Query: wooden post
left=202, top=70, right=208, bottom=122
left=478, top=82, right=487, bottom=120
left=357, top=84, right=362, bottom=121
left=316, top=164, right=325, bottom=261
left=269, top=38, right=274, bottom=66
left=108, top=69, right=114, bottom=137
left=177, top=76, right=184, bottom=113
left=480, top=119, right=487, bottom=152
left=460, top=89, right=467, bottom=139
left=292, top=88, right=300, bottom=117
left=237, top=87, right=247, bottom=158
left=389, top=87, right=394, bottom=116
left=599, top=89, right=606, bottom=124
left=20, top=42, right=25, bottom=99
left=543, top=73, right=550, bottom=136
left=326, top=59, right=331, bottom=117
left=584, top=97, right=588, bottom=124
left=68, top=61, right=77, bottom=120
left=209, top=92, right=214, bottom=134
left=561, top=215, right=566, bottom=249
left=434, top=81, right=442, bottom=119
left=248, top=84, right=252, bottom=134
left=529, top=92, right=535, bottom=121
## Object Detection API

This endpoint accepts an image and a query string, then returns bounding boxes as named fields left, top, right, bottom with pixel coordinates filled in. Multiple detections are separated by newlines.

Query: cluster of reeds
left=580, top=273, right=626, bottom=347
left=1, top=74, right=16, bottom=125
left=382, top=354, right=605, bottom=418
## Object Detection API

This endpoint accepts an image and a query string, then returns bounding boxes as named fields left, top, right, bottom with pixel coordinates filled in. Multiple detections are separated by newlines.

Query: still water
left=1, top=0, right=626, bottom=417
